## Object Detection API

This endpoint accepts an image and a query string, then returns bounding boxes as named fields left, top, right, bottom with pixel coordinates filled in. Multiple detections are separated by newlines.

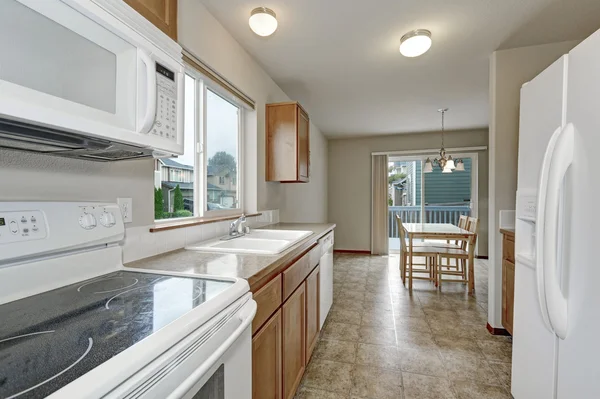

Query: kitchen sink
left=185, top=229, right=313, bottom=255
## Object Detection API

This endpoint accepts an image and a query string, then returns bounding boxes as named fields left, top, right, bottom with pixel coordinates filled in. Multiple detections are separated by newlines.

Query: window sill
left=149, top=212, right=262, bottom=233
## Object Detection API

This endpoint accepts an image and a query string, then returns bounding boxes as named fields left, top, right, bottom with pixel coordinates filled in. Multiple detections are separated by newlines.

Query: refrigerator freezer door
left=556, top=29, right=600, bottom=399
left=512, top=55, right=568, bottom=399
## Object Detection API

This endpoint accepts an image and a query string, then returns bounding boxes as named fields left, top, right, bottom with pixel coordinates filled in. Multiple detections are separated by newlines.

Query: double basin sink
left=186, top=229, right=313, bottom=255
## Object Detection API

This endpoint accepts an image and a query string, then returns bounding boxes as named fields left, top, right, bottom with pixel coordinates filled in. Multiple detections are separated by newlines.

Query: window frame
left=154, top=66, right=244, bottom=223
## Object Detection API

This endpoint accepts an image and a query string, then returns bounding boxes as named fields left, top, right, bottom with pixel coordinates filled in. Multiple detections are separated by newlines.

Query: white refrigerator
left=513, top=28, right=600, bottom=398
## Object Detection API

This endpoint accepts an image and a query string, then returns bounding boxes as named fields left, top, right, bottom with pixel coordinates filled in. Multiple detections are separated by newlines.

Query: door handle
left=536, top=123, right=574, bottom=339
left=138, top=49, right=157, bottom=134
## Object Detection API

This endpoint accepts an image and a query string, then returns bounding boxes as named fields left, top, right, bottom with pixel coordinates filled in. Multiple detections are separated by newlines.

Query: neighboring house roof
left=160, top=158, right=194, bottom=171
left=207, top=183, right=223, bottom=191
left=161, top=181, right=193, bottom=190
left=392, top=178, right=407, bottom=189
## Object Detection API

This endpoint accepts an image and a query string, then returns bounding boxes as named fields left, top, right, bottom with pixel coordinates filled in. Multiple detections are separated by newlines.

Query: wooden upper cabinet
left=266, top=102, right=310, bottom=183
left=124, top=0, right=178, bottom=40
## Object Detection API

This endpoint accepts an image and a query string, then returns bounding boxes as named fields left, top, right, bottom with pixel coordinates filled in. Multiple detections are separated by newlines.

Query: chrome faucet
left=228, top=214, right=247, bottom=237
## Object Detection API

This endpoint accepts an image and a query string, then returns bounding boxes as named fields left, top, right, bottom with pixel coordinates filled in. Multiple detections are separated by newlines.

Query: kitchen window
left=154, top=70, right=244, bottom=221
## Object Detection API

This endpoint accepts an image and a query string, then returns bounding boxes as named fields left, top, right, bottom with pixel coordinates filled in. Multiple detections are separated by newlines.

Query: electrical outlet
left=117, top=198, right=133, bottom=224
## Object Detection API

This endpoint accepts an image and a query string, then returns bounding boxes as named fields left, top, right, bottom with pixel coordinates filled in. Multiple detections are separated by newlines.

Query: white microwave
left=0, top=0, right=185, bottom=160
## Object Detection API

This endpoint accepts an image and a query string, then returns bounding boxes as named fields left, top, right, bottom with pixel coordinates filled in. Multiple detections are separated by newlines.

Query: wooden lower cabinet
left=501, top=230, right=515, bottom=335
left=282, top=284, right=306, bottom=399
left=502, top=259, right=515, bottom=335
left=252, top=309, right=282, bottom=399
left=305, top=265, right=320, bottom=362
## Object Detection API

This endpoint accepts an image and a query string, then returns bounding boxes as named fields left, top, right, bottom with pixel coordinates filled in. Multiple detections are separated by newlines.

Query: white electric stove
left=0, top=202, right=256, bottom=399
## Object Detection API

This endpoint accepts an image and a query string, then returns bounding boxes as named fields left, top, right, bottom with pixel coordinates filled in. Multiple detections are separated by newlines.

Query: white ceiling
left=201, top=0, right=600, bottom=137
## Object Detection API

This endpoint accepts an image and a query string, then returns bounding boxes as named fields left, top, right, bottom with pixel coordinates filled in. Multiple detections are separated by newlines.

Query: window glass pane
left=206, top=89, right=239, bottom=211
left=423, top=157, right=472, bottom=223
left=153, top=74, right=196, bottom=220
left=388, top=159, right=422, bottom=252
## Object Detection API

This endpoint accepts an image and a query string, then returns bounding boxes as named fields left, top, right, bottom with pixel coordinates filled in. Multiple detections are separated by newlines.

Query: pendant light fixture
left=424, top=108, right=464, bottom=174
left=249, top=7, right=278, bottom=37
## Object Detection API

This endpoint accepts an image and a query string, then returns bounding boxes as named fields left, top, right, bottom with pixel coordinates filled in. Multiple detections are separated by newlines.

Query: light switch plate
left=117, top=198, right=133, bottom=224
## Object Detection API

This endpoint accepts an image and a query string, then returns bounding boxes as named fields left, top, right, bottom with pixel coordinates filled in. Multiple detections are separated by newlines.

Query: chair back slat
left=395, top=215, right=407, bottom=253
left=466, top=216, right=479, bottom=249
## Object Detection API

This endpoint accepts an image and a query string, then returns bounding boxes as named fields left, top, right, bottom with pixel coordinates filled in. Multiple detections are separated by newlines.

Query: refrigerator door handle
left=539, top=123, right=574, bottom=339
left=536, top=126, right=563, bottom=333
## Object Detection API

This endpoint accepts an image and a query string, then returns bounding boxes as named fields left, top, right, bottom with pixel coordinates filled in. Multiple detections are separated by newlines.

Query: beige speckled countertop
left=125, top=223, right=336, bottom=291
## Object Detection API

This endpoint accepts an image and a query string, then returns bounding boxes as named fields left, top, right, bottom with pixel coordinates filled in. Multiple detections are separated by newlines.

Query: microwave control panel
left=151, top=63, right=178, bottom=142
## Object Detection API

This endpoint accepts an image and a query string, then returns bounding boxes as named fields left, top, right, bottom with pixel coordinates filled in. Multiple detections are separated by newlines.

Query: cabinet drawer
left=283, top=252, right=313, bottom=300
left=503, top=235, right=515, bottom=263
left=252, top=275, right=282, bottom=335
left=309, top=244, right=321, bottom=269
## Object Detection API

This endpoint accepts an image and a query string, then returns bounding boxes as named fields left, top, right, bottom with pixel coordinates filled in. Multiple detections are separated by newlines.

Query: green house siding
left=424, top=158, right=472, bottom=205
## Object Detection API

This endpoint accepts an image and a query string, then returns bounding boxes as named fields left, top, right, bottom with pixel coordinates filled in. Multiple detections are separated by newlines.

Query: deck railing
left=388, top=205, right=471, bottom=238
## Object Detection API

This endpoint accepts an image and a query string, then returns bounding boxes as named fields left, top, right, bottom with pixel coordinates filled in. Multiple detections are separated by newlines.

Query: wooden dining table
left=402, top=223, right=477, bottom=293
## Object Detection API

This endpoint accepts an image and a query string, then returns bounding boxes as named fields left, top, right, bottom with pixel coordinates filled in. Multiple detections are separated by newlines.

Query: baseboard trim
left=476, top=255, right=489, bottom=259
left=334, top=249, right=371, bottom=255
left=486, top=323, right=511, bottom=336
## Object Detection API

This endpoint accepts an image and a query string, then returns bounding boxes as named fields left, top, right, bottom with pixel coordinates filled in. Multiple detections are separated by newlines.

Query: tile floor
left=295, top=254, right=512, bottom=399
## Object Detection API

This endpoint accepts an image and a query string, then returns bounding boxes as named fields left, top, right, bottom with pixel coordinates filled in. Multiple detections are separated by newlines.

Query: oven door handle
left=167, top=299, right=257, bottom=399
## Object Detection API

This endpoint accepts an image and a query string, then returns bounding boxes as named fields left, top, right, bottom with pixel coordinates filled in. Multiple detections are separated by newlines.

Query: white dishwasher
left=318, top=231, right=334, bottom=328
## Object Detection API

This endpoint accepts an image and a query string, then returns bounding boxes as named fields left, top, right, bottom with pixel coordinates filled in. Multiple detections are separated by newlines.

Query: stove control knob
left=99, top=211, right=116, bottom=228
left=79, top=213, right=97, bottom=230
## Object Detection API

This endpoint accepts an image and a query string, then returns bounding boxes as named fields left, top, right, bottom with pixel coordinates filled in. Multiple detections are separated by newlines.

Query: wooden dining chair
left=436, top=217, right=479, bottom=287
left=396, top=215, right=439, bottom=287
left=431, top=214, right=469, bottom=274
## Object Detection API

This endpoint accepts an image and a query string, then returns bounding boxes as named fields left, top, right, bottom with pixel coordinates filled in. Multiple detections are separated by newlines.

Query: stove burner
left=0, top=331, right=93, bottom=399
left=77, top=276, right=139, bottom=294
left=104, top=276, right=169, bottom=310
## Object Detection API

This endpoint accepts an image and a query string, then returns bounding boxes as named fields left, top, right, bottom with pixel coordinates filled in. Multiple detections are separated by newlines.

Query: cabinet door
left=124, top=0, right=178, bottom=40
left=252, top=310, right=282, bottom=399
left=305, top=265, right=320, bottom=362
left=282, top=284, right=306, bottom=399
left=297, top=108, right=309, bottom=180
left=502, top=259, right=515, bottom=335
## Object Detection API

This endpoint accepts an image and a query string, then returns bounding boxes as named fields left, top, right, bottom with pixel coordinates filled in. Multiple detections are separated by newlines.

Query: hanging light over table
left=424, top=108, right=464, bottom=174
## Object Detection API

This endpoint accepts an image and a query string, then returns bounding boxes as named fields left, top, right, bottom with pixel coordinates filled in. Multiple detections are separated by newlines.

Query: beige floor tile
left=336, top=289, right=367, bottom=302
left=394, top=316, right=432, bottom=334
left=360, top=311, right=397, bottom=328
left=358, top=326, right=397, bottom=346
left=395, top=330, right=439, bottom=351
left=332, top=298, right=365, bottom=313
left=402, top=372, right=457, bottom=399
left=344, top=282, right=368, bottom=292
left=313, top=339, right=357, bottom=363
left=489, top=361, right=512, bottom=389
left=303, top=359, right=354, bottom=394
left=295, top=386, right=348, bottom=399
left=398, top=348, right=447, bottom=377
left=476, top=340, right=512, bottom=363
left=442, top=354, right=501, bottom=385
left=350, top=365, right=403, bottom=399
left=452, top=380, right=511, bottom=399
left=435, top=337, right=485, bottom=359
left=322, top=322, right=361, bottom=342
left=356, top=343, right=401, bottom=370
left=328, top=309, right=362, bottom=325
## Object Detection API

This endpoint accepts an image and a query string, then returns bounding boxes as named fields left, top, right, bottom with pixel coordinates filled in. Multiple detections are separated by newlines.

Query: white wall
left=328, top=129, right=489, bottom=252
left=0, top=0, right=328, bottom=261
left=279, top=123, right=328, bottom=223
left=488, top=40, right=579, bottom=329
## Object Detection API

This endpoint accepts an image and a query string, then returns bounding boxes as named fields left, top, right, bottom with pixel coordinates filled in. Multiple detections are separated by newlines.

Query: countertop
left=125, top=223, right=336, bottom=291
left=500, top=228, right=515, bottom=236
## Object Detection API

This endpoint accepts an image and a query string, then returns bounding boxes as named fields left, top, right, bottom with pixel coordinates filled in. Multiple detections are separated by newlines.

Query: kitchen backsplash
left=121, top=210, right=279, bottom=263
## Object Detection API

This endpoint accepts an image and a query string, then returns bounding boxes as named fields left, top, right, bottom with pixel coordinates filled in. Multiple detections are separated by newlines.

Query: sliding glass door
left=387, top=153, right=477, bottom=252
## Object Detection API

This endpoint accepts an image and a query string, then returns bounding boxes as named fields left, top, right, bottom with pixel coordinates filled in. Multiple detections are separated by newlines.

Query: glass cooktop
left=0, top=271, right=233, bottom=398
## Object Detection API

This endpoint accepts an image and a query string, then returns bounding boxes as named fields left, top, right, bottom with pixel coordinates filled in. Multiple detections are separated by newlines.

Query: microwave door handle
left=536, top=125, right=563, bottom=333
left=138, top=50, right=157, bottom=134
left=542, top=123, right=574, bottom=339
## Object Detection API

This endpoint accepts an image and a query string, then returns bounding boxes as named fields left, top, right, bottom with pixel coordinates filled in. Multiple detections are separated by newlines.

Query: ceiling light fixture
left=249, top=7, right=278, bottom=37
left=399, top=29, right=432, bottom=57
left=424, top=108, right=464, bottom=174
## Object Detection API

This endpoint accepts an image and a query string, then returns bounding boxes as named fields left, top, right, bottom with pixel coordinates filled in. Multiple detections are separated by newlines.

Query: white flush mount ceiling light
left=399, top=29, right=432, bottom=57
left=249, top=7, right=278, bottom=37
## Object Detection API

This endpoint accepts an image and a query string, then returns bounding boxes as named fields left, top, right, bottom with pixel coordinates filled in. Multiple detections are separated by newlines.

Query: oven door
left=105, top=294, right=256, bottom=399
